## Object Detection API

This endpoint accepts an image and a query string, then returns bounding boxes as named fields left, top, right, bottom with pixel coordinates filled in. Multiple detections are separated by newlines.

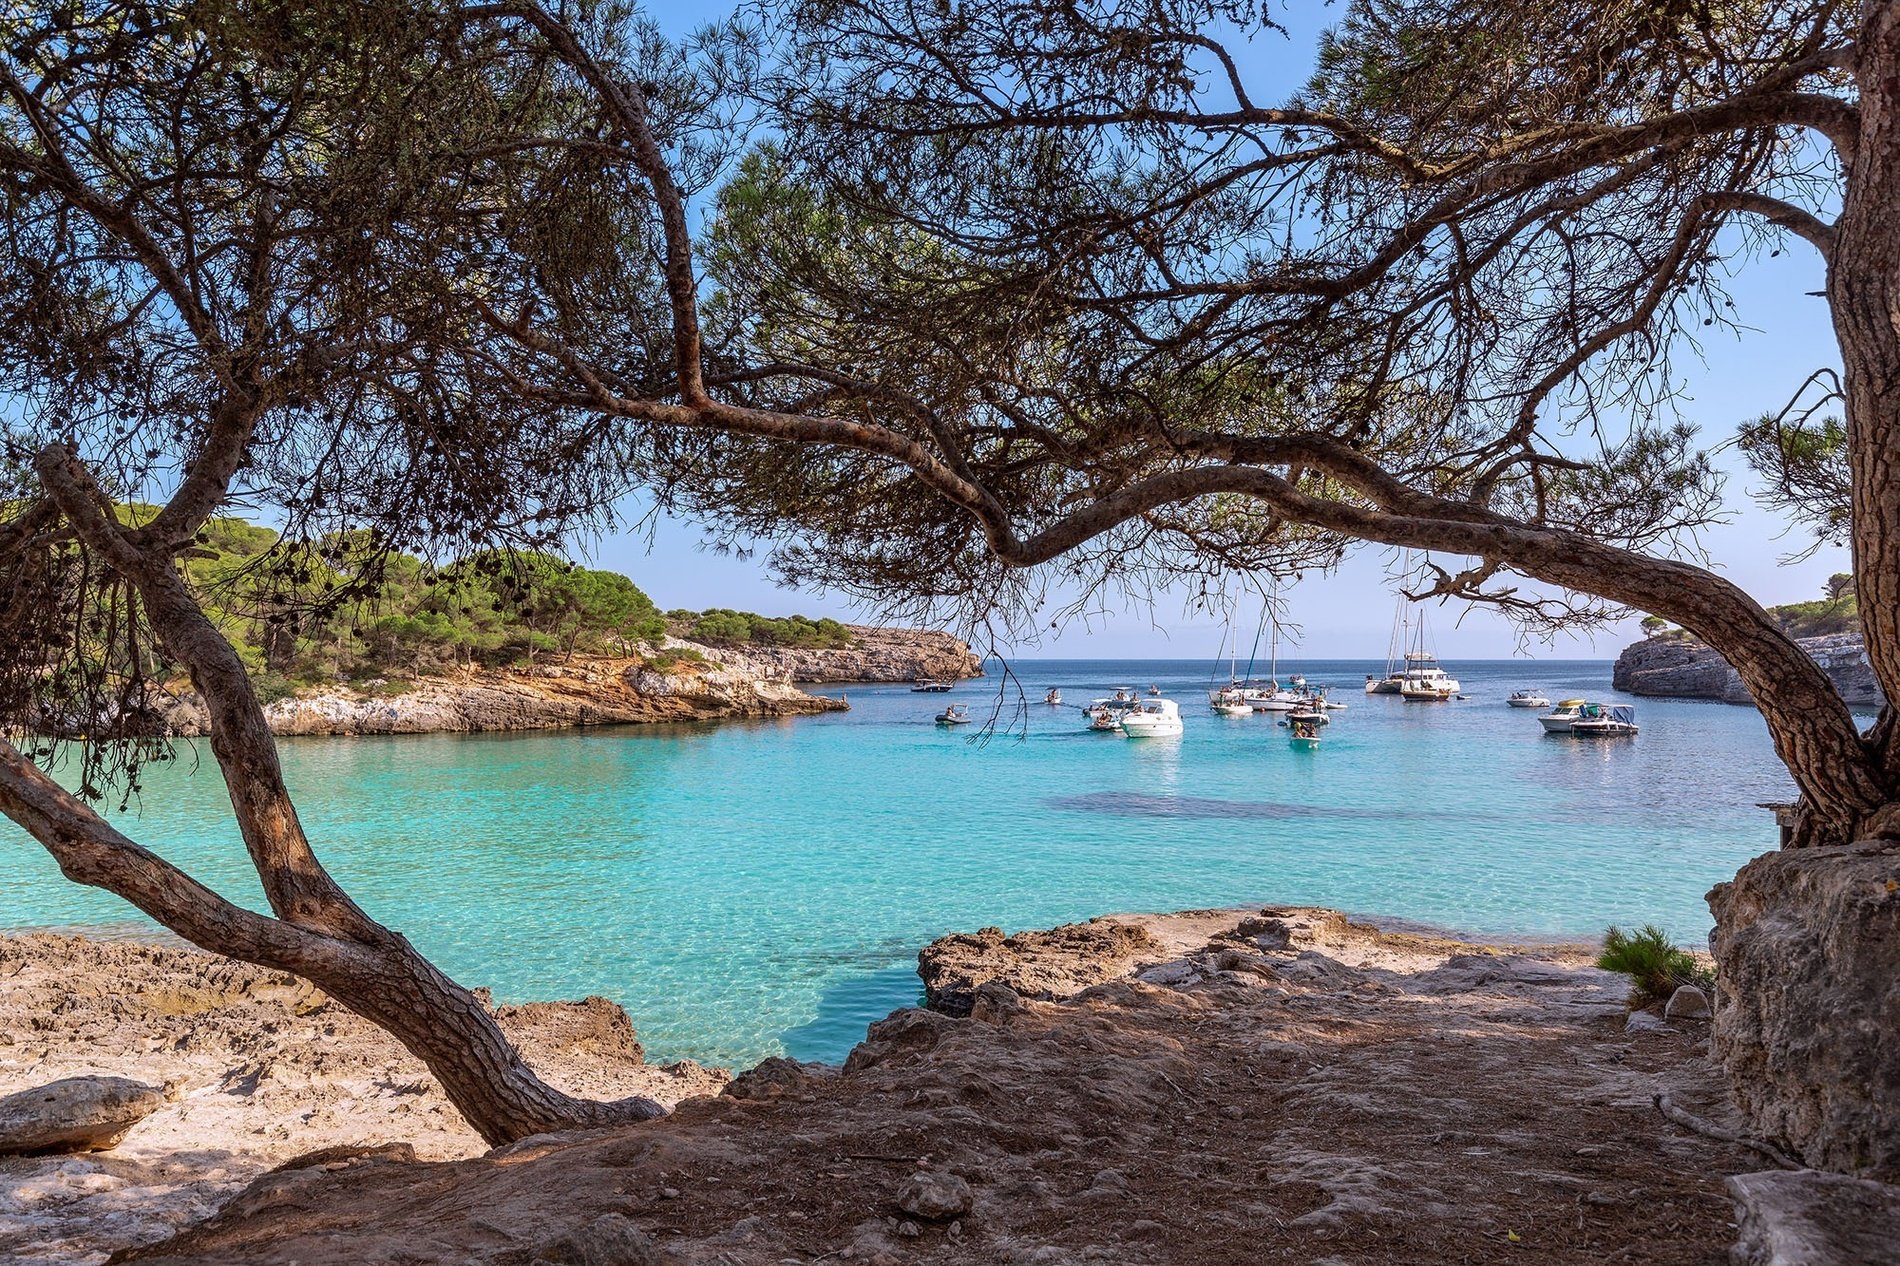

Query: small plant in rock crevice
left=1596, top=924, right=1716, bottom=1009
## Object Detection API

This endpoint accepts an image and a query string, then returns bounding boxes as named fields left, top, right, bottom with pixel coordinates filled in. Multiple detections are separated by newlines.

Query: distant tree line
left=173, top=513, right=851, bottom=699
left=1642, top=575, right=1859, bottom=641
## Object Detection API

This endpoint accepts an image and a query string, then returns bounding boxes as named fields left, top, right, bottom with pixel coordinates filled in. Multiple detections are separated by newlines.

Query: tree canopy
left=2, top=0, right=1898, bottom=1150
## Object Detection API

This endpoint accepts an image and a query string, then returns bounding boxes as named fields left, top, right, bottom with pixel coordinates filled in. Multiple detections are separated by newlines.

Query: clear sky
left=584, top=3, right=1852, bottom=661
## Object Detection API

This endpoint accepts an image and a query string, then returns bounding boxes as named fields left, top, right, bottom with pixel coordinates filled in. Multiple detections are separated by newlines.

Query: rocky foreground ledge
left=1613, top=631, right=1885, bottom=708
left=8, top=909, right=1880, bottom=1264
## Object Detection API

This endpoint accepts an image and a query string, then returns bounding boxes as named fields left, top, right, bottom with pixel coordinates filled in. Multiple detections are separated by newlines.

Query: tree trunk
left=1834, top=4, right=1900, bottom=797
left=6, top=447, right=663, bottom=1146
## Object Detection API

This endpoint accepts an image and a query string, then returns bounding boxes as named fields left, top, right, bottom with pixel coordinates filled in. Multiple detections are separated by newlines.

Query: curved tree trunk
left=0, top=445, right=664, bottom=1147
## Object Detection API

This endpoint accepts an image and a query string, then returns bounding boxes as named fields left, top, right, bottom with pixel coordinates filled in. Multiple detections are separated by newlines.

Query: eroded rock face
left=724, top=626, right=983, bottom=683
left=157, top=647, right=845, bottom=737
left=1613, top=632, right=1885, bottom=708
left=1728, top=1169, right=1900, bottom=1266
left=1708, top=841, right=1900, bottom=1176
left=916, top=918, right=1161, bottom=1015
left=0, top=1076, right=170, bottom=1156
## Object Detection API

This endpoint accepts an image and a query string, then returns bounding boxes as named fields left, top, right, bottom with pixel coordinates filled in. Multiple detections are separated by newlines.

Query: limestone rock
left=1625, top=1010, right=1667, bottom=1034
left=1708, top=840, right=1900, bottom=1173
left=0, top=1075, right=169, bottom=1155
left=1664, top=985, right=1711, bottom=1021
left=147, top=644, right=850, bottom=738
left=1613, top=632, right=1884, bottom=708
left=895, top=1170, right=973, bottom=1221
left=1728, top=1169, right=1900, bottom=1265
left=843, top=1008, right=959, bottom=1073
left=531, top=1213, right=673, bottom=1265
left=918, top=918, right=1160, bottom=1015
left=716, top=625, right=982, bottom=684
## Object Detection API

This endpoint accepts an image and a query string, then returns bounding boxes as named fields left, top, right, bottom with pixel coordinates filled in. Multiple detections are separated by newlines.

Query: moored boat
left=1085, top=695, right=1138, bottom=731
left=1569, top=704, right=1639, bottom=737
left=1120, top=697, right=1184, bottom=737
left=1508, top=689, right=1551, bottom=708
left=1537, top=699, right=1589, bottom=733
left=911, top=680, right=952, bottom=693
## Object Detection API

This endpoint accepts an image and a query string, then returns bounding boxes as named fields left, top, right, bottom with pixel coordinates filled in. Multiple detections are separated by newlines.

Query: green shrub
left=1596, top=924, right=1715, bottom=1008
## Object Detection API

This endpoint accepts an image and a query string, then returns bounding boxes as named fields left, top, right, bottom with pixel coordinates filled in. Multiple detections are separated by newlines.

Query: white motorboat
left=1507, top=689, right=1550, bottom=708
left=935, top=704, right=972, bottom=726
left=1085, top=695, right=1138, bottom=731
left=1285, top=706, right=1330, bottom=726
left=1147, top=684, right=1162, bottom=696
left=911, top=680, right=952, bottom=693
left=1120, top=698, right=1184, bottom=737
left=1044, top=688, right=1063, bottom=705
left=1570, top=704, right=1639, bottom=737
left=1287, top=717, right=1323, bottom=749
left=1537, top=699, right=1589, bottom=733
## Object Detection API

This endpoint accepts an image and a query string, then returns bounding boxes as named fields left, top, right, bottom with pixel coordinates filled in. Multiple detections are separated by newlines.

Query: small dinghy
left=1288, top=718, right=1323, bottom=749
left=935, top=704, right=972, bottom=726
left=1044, top=688, right=1063, bottom=705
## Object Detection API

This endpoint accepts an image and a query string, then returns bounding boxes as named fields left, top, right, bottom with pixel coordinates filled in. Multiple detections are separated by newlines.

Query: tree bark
left=1834, top=4, right=1900, bottom=798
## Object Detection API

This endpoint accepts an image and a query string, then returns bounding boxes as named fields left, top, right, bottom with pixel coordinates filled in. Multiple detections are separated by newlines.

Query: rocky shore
left=723, top=626, right=984, bottom=684
left=1613, top=630, right=1885, bottom=708
left=139, top=624, right=975, bottom=738
left=4, top=908, right=1856, bottom=1265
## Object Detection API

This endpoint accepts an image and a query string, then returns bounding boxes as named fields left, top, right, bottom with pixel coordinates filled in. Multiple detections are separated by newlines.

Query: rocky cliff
left=1613, top=631, right=1885, bottom=708
left=718, top=625, right=983, bottom=683
left=152, top=639, right=846, bottom=737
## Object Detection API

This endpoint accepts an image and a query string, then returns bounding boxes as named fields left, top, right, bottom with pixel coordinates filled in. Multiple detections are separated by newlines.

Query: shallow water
left=0, top=658, right=1817, bottom=1067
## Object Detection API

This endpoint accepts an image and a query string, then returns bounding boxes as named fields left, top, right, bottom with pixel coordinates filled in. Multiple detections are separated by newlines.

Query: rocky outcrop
left=1728, top=1169, right=1900, bottom=1266
left=0, top=933, right=727, bottom=1262
left=1613, top=632, right=1885, bottom=708
left=0, top=1077, right=171, bottom=1156
left=89, top=906, right=1762, bottom=1266
left=917, top=917, right=1162, bottom=1015
left=1707, top=840, right=1900, bottom=1176
left=152, top=642, right=846, bottom=738
left=719, top=625, right=983, bottom=683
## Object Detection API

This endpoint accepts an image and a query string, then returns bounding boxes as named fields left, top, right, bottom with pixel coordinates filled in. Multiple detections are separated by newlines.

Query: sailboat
left=1245, top=618, right=1303, bottom=712
left=1397, top=608, right=1461, bottom=700
left=1366, top=594, right=1410, bottom=694
left=1206, top=614, right=1254, bottom=715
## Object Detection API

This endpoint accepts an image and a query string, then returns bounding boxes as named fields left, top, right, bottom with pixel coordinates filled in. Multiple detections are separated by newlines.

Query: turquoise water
left=0, top=659, right=1816, bottom=1068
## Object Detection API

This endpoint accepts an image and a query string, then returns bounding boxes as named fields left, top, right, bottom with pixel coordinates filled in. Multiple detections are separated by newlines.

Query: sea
left=0, top=658, right=1836, bottom=1068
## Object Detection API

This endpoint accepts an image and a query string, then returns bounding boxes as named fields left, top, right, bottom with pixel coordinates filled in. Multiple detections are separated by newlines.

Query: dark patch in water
left=1045, top=792, right=1398, bottom=820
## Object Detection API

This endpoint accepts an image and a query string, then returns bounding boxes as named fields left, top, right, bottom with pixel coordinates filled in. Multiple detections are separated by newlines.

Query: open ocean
left=0, top=658, right=1832, bottom=1067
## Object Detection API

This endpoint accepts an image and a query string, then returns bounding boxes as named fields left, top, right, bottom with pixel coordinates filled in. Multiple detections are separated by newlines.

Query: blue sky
left=586, top=2, right=1852, bottom=660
